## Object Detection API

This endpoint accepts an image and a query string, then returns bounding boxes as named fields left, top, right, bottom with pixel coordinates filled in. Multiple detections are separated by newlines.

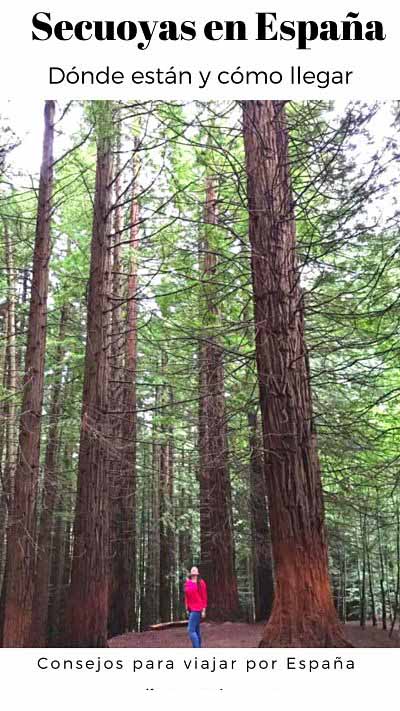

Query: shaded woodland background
left=0, top=100, right=399, bottom=648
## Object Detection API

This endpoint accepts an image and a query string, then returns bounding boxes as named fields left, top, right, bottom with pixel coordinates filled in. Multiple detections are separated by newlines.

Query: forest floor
left=109, top=621, right=400, bottom=648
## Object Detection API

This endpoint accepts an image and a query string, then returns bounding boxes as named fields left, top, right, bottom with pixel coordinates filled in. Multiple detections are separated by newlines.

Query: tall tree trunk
left=108, top=129, right=126, bottom=636
left=341, top=549, right=347, bottom=622
left=47, top=490, right=68, bottom=645
left=198, top=177, right=240, bottom=620
left=2, top=101, right=55, bottom=647
left=197, top=228, right=212, bottom=582
left=367, top=540, right=377, bottom=627
left=29, top=307, right=68, bottom=646
left=242, top=100, right=349, bottom=647
left=0, top=224, right=18, bottom=587
left=389, top=505, right=400, bottom=637
left=108, top=140, right=137, bottom=636
left=360, top=513, right=367, bottom=627
left=178, top=483, right=192, bottom=617
left=63, top=102, right=113, bottom=647
left=159, top=435, right=173, bottom=622
left=248, top=410, right=274, bottom=621
left=198, top=335, right=212, bottom=577
left=377, top=512, right=387, bottom=630
left=159, top=357, right=175, bottom=623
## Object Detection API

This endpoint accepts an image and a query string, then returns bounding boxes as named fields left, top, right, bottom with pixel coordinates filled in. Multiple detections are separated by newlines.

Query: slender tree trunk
left=2, top=101, right=55, bottom=647
left=248, top=410, right=274, bottom=621
left=198, top=335, right=212, bottom=576
left=197, top=228, right=212, bottom=583
left=242, top=100, right=349, bottom=647
left=172, top=490, right=180, bottom=620
left=159, top=434, right=172, bottom=621
left=63, top=102, right=113, bottom=647
left=29, top=307, right=68, bottom=646
left=58, top=518, right=73, bottom=643
left=389, top=505, right=400, bottom=637
left=0, top=224, right=18, bottom=588
left=159, top=354, right=175, bottom=622
left=47, top=491, right=67, bottom=645
left=139, top=471, right=154, bottom=631
left=377, top=512, right=387, bottom=630
left=341, top=550, right=347, bottom=622
left=198, top=177, right=240, bottom=620
left=367, top=542, right=377, bottom=627
left=140, top=410, right=160, bottom=628
left=360, top=514, right=367, bottom=628
left=178, top=483, right=192, bottom=617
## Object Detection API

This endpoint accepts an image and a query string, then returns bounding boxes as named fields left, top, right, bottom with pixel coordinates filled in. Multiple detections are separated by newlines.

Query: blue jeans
left=188, top=611, right=202, bottom=648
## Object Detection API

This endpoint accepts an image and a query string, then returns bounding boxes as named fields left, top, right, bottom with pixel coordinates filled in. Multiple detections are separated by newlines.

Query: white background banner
left=0, top=648, right=399, bottom=707
left=0, top=0, right=399, bottom=98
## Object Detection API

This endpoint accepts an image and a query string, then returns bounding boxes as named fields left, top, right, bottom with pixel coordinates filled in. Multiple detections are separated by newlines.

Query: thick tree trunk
left=248, top=410, right=274, bottom=622
left=108, top=143, right=137, bottom=636
left=63, top=103, right=113, bottom=647
left=198, top=177, right=240, bottom=620
left=29, top=307, right=68, bottom=646
left=2, top=101, right=55, bottom=647
left=242, top=100, right=350, bottom=647
left=108, top=131, right=126, bottom=636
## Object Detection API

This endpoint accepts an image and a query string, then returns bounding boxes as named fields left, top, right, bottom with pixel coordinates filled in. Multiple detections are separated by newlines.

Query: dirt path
left=109, top=621, right=400, bottom=648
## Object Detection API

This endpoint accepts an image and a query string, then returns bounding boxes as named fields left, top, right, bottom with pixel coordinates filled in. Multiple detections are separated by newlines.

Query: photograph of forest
left=0, top=99, right=399, bottom=649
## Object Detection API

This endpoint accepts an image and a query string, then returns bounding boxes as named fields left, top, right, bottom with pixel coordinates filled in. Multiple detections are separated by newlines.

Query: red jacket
left=184, top=579, right=208, bottom=612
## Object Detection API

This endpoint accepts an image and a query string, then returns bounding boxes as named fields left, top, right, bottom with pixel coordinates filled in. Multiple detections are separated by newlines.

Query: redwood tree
left=242, top=100, right=350, bottom=647
left=1, top=100, right=55, bottom=647
left=198, top=176, right=240, bottom=620
left=108, top=152, right=138, bottom=635
left=248, top=410, right=274, bottom=621
left=0, top=222, right=18, bottom=586
left=29, top=305, right=68, bottom=646
left=63, top=102, right=113, bottom=647
left=159, top=352, right=175, bottom=622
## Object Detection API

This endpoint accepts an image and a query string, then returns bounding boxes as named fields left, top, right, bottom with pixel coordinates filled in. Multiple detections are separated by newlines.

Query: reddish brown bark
left=63, top=104, right=113, bottom=647
left=159, top=441, right=173, bottom=622
left=242, top=100, right=350, bottom=647
left=248, top=410, right=274, bottom=621
left=198, top=335, right=211, bottom=573
left=108, top=136, right=128, bottom=635
left=0, top=223, right=18, bottom=588
left=47, top=489, right=68, bottom=645
left=198, top=177, right=240, bottom=620
left=108, top=152, right=138, bottom=636
left=2, top=101, right=55, bottom=647
left=159, top=355, right=175, bottom=623
left=29, top=306, right=68, bottom=646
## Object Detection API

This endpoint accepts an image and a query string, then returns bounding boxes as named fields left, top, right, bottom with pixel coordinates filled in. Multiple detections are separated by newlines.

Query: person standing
left=184, top=566, right=207, bottom=648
